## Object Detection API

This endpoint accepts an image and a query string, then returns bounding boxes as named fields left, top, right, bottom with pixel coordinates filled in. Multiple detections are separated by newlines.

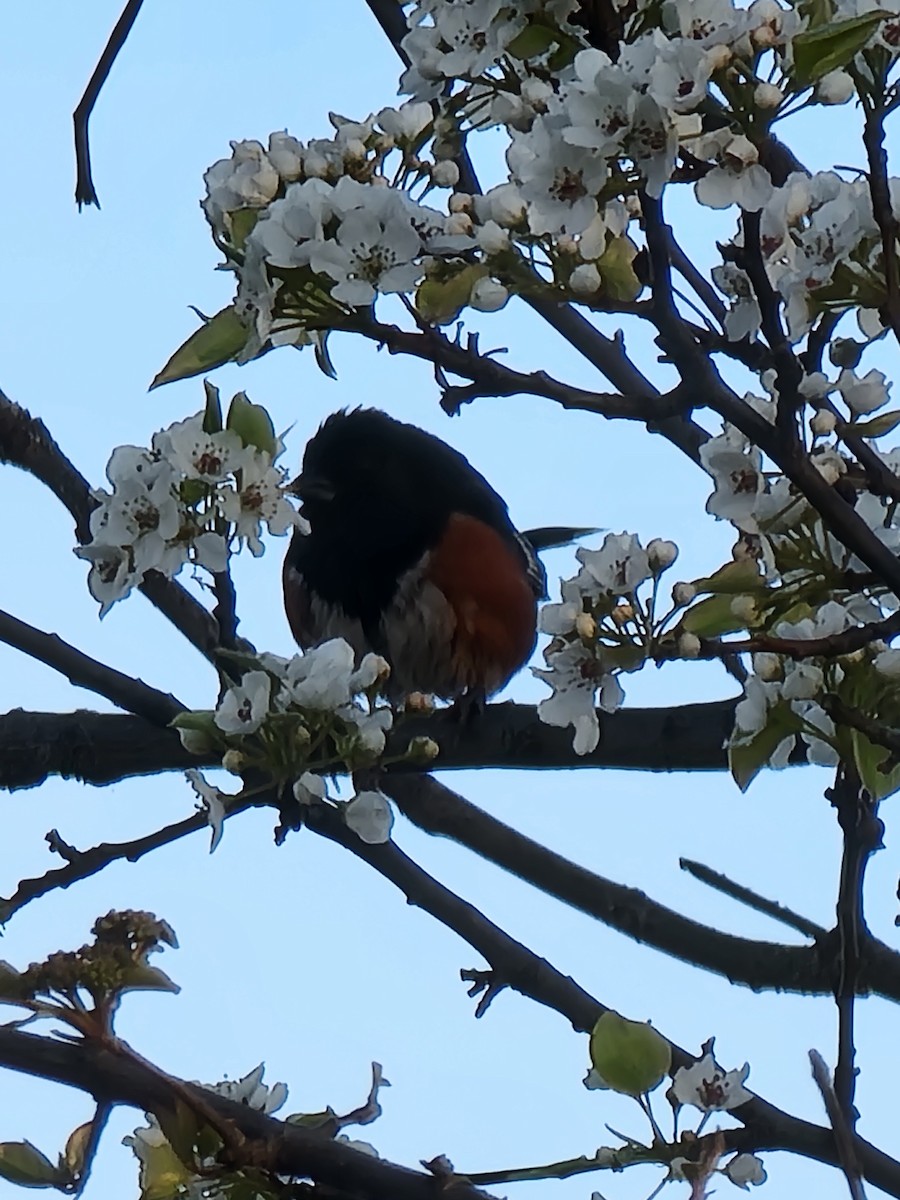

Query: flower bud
left=222, top=749, right=245, bottom=774
left=752, top=652, right=782, bottom=681
left=470, top=277, right=509, bottom=312
left=575, top=612, right=597, bottom=641
left=647, top=538, right=678, bottom=572
left=810, top=409, right=837, bottom=436
left=569, top=263, right=601, bottom=295
left=408, top=736, right=440, bottom=762
left=678, top=632, right=702, bottom=658
left=672, top=581, right=696, bottom=607
left=431, top=160, right=459, bottom=188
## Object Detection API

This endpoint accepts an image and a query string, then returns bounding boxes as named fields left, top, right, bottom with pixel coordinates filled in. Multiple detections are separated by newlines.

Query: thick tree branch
left=303, top=796, right=900, bottom=1196
left=0, top=1028, right=494, bottom=1200
left=381, top=774, right=900, bottom=1001
left=0, top=699, right=750, bottom=793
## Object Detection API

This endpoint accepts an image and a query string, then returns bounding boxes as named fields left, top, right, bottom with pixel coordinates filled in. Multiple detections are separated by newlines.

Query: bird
left=282, top=408, right=547, bottom=705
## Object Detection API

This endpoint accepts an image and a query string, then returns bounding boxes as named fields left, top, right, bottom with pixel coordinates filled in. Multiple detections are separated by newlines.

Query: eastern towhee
left=283, top=408, right=546, bottom=703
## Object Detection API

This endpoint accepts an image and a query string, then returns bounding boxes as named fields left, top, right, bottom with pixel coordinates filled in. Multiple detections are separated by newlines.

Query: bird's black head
left=293, top=408, right=511, bottom=538
left=287, top=408, right=520, bottom=620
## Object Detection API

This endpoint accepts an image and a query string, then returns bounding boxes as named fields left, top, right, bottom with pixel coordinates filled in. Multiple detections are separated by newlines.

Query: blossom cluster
left=149, top=0, right=900, bottom=383
left=166, top=0, right=900, bottom=384
left=177, top=638, right=439, bottom=848
left=76, top=388, right=299, bottom=615
left=697, top=384, right=900, bottom=792
left=535, top=532, right=681, bottom=754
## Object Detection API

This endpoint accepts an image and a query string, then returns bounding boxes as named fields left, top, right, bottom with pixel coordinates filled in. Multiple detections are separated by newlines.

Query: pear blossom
left=186, top=769, right=229, bottom=853
left=284, top=639, right=357, bottom=709
left=345, top=790, right=394, bottom=844
left=577, top=534, right=652, bottom=595
left=215, top=671, right=272, bottom=734
left=672, top=1051, right=753, bottom=1111
left=725, top=1154, right=767, bottom=1189
left=836, top=368, right=891, bottom=416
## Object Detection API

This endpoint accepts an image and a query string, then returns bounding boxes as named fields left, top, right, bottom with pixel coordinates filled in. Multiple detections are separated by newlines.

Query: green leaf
left=506, top=22, right=558, bottom=59
left=0, top=1141, right=65, bottom=1188
left=680, top=593, right=748, bottom=638
left=226, top=391, right=277, bottom=456
left=415, top=264, right=488, bottom=325
left=314, top=331, right=338, bottom=380
left=287, top=1107, right=338, bottom=1131
left=851, top=728, right=900, bottom=801
left=791, top=12, right=883, bottom=84
left=229, top=208, right=260, bottom=251
left=597, top=236, right=642, bottom=303
left=589, top=1013, right=671, bottom=1097
left=850, top=409, right=900, bottom=438
left=202, top=380, right=223, bottom=434
left=131, top=1135, right=195, bottom=1200
left=150, top=306, right=248, bottom=390
left=120, top=963, right=181, bottom=994
left=692, top=560, right=764, bottom=595
left=62, top=1122, right=92, bottom=1180
left=728, top=702, right=799, bottom=792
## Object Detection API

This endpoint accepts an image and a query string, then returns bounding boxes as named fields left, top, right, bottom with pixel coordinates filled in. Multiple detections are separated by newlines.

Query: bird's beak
left=287, top=473, right=335, bottom=503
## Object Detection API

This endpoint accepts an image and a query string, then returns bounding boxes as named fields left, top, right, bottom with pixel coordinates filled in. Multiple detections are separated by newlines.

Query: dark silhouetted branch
left=679, top=857, right=826, bottom=939
left=0, top=610, right=183, bottom=725
left=73, top=0, right=146, bottom=207
left=0, top=1027, right=496, bottom=1200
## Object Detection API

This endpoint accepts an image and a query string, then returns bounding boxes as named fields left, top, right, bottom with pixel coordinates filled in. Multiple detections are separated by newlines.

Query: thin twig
left=810, top=1049, right=867, bottom=1200
left=0, top=608, right=183, bottom=725
left=691, top=610, right=900, bottom=663
left=828, top=765, right=883, bottom=1131
left=381, top=775, right=887, bottom=998
left=679, top=858, right=825, bottom=939
left=862, top=96, right=900, bottom=346
left=73, top=0, right=146, bottom=207
left=1, top=808, right=224, bottom=925
left=355, top=314, right=677, bottom=422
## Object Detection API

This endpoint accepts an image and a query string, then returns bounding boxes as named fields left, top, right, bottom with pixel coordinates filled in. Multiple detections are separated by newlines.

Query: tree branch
left=0, top=1027, right=495, bottom=1200
left=0, top=699, right=751, bottom=793
left=303, top=795, right=900, bottom=1196
left=0, top=609, right=183, bottom=725
left=73, top=0, right=146, bottom=208
left=678, top=857, right=826, bottom=939
left=862, top=95, right=900, bottom=346
left=355, top=315, right=682, bottom=423
left=381, top=774, right=900, bottom=1001
left=829, top=765, right=883, bottom=1131
left=639, top=199, right=900, bottom=601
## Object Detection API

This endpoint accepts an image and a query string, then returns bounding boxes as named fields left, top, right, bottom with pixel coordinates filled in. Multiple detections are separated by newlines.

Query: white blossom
left=577, top=533, right=652, bottom=595
left=836, top=368, right=891, bottom=416
left=215, top=671, right=272, bottom=734
left=345, top=790, right=394, bottom=844
left=672, top=1052, right=752, bottom=1110
left=186, top=769, right=228, bottom=853
left=725, top=1154, right=767, bottom=1189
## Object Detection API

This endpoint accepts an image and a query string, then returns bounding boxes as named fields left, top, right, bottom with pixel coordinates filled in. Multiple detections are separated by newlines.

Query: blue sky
left=0, top=4, right=898, bottom=1198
